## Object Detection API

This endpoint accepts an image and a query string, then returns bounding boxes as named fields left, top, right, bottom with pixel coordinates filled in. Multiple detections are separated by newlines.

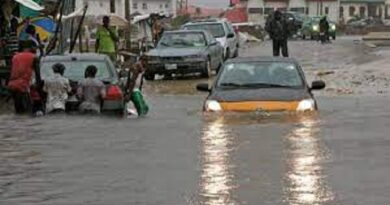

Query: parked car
left=196, top=57, right=325, bottom=112
left=144, top=30, right=224, bottom=80
left=40, top=53, right=127, bottom=115
left=283, top=11, right=307, bottom=35
left=181, top=18, right=239, bottom=60
left=301, top=16, right=337, bottom=40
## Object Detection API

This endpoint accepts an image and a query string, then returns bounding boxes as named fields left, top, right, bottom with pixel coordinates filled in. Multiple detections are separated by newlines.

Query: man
left=77, top=65, right=106, bottom=114
left=95, top=16, right=118, bottom=64
left=265, top=10, right=290, bottom=57
left=7, top=41, right=39, bottom=114
left=43, top=63, right=71, bottom=114
left=125, top=55, right=149, bottom=116
left=21, top=25, right=44, bottom=57
left=319, top=16, right=330, bottom=44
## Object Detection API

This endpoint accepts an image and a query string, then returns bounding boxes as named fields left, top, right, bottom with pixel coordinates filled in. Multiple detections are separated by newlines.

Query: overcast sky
left=189, top=0, right=230, bottom=8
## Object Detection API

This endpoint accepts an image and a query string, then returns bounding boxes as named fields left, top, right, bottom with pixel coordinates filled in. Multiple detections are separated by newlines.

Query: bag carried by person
left=130, top=73, right=149, bottom=116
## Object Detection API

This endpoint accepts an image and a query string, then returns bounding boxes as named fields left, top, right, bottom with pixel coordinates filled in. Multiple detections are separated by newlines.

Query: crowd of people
left=3, top=15, right=147, bottom=116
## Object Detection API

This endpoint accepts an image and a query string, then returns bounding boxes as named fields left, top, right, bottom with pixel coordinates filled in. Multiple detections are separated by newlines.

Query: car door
left=205, top=32, right=220, bottom=69
left=224, top=22, right=237, bottom=55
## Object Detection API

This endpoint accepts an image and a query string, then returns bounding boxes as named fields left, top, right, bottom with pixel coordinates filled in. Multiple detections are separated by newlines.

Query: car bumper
left=147, top=61, right=207, bottom=75
left=65, top=99, right=124, bottom=112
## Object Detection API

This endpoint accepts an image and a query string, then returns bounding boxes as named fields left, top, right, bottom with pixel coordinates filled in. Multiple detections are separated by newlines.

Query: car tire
left=332, top=35, right=336, bottom=40
left=144, top=72, right=155, bottom=81
left=225, top=48, right=230, bottom=60
left=202, top=58, right=212, bottom=78
left=310, top=35, right=314, bottom=40
left=233, top=46, right=239, bottom=58
left=302, top=34, right=306, bottom=40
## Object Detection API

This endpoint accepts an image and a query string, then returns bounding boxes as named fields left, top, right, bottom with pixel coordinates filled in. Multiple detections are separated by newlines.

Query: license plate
left=165, top=64, right=177, bottom=70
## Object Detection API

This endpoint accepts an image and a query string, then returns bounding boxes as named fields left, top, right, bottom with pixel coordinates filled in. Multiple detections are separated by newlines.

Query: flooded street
left=2, top=39, right=390, bottom=204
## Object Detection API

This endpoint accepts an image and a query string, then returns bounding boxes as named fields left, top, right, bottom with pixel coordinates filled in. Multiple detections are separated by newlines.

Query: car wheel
left=144, top=72, right=155, bottom=81
left=332, top=35, right=336, bottom=40
left=302, top=34, right=306, bottom=40
left=225, top=48, right=230, bottom=60
left=202, top=58, right=212, bottom=78
left=233, top=46, right=239, bottom=58
left=310, top=35, right=314, bottom=40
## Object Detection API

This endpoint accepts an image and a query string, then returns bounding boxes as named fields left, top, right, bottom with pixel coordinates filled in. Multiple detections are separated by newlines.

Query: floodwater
left=2, top=39, right=390, bottom=204
left=1, top=89, right=390, bottom=205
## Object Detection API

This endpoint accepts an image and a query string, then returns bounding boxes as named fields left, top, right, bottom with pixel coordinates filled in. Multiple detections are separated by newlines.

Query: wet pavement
left=1, top=38, right=390, bottom=205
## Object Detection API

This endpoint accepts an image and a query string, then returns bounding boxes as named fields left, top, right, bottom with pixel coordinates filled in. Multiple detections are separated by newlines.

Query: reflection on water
left=284, top=116, right=333, bottom=205
left=200, top=118, right=236, bottom=205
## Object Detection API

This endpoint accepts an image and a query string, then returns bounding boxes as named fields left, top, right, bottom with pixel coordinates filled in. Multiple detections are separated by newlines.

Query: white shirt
left=43, top=73, right=71, bottom=113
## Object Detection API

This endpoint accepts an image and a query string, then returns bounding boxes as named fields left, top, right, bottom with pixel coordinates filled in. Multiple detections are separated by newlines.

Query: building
left=76, top=0, right=177, bottom=19
left=247, top=0, right=390, bottom=24
left=131, top=0, right=177, bottom=16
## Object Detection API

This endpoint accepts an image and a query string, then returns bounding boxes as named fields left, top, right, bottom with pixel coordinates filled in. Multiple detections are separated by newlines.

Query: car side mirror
left=227, top=33, right=235, bottom=38
left=311, top=80, right=326, bottom=90
left=196, top=83, right=211, bottom=92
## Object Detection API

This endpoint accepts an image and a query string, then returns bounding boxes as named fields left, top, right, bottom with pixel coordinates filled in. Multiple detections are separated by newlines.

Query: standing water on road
left=2, top=38, right=390, bottom=205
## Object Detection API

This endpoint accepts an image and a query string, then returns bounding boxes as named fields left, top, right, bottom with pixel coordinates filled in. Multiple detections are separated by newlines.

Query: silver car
left=145, top=30, right=224, bottom=80
left=182, top=19, right=239, bottom=60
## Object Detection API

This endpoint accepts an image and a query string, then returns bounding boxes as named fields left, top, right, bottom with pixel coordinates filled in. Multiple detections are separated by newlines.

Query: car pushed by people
left=39, top=53, right=128, bottom=115
left=196, top=57, right=326, bottom=112
left=144, top=30, right=224, bottom=80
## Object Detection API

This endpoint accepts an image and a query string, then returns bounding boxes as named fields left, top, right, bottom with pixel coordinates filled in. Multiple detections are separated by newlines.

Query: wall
left=247, top=0, right=265, bottom=23
left=130, top=0, right=177, bottom=16
left=76, top=0, right=125, bottom=17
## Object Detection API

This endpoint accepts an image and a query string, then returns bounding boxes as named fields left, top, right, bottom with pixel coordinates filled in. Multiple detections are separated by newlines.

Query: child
left=77, top=65, right=106, bottom=114
left=43, top=63, right=71, bottom=114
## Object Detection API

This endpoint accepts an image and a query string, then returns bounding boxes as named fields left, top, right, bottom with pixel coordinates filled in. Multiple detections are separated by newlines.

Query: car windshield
left=217, top=62, right=304, bottom=88
left=41, top=60, right=112, bottom=81
left=183, top=23, right=225, bottom=38
left=159, top=32, right=207, bottom=48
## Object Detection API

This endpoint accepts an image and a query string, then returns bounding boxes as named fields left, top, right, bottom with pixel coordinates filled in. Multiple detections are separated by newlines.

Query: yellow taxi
left=196, top=57, right=325, bottom=112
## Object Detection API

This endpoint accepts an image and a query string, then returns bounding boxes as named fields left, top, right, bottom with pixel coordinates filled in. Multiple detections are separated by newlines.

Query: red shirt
left=8, top=51, right=36, bottom=93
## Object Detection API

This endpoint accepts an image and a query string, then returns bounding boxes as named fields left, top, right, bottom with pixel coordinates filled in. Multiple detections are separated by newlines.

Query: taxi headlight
left=312, top=25, right=319, bottom=31
left=205, top=100, right=222, bottom=112
left=331, top=24, right=336, bottom=30
left=297, top=99, right=315, bottom=112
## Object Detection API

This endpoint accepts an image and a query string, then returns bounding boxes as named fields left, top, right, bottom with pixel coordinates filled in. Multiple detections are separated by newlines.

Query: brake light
left=105, top=85, right=123, bottom=100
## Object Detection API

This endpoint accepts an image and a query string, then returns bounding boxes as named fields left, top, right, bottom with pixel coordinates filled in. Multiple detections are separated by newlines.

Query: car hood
left=147, top=47, right=206, bottom=57
left=209, top=87, right=311, bottom=102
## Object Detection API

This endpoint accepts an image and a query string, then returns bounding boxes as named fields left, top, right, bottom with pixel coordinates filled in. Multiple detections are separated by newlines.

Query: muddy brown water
left=1, top=81, right=390, bottom=205
left=2, top=38, right=390, bottom=204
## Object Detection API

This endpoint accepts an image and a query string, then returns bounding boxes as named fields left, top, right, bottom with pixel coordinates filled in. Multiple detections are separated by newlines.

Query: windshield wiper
left=219, top=82, right=244, bottom=87
left=240, top=83, right=295, bottom=88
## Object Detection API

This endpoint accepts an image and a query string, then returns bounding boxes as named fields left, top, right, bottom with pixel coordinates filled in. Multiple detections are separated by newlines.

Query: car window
left=41, top=60, right=112, bottom=81
left=224, top=22, right=234, bottom=34
left=183, top=23, right=226, bottom=38
left=217, top=62, right=303, bottom=88
left=159, top=32, right=206, bottom=48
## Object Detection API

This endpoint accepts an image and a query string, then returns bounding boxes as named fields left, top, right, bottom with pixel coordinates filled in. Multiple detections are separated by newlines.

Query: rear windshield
left=41, top=60, right=112, bottom=81
left=183, top=23, right=225, bottom=38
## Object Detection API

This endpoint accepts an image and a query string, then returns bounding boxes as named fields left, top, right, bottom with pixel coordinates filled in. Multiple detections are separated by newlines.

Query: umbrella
left=17, top=17, right=56, bottom=41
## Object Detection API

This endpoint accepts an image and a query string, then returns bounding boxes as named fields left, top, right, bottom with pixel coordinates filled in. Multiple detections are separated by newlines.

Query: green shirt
left=96, top=26, right=117, bottom=53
